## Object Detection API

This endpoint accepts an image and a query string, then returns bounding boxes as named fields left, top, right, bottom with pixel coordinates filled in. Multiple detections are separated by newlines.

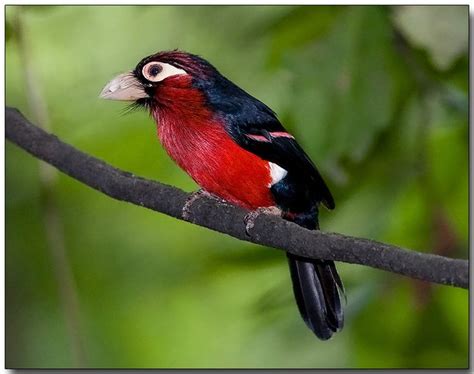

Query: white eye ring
left=141, top=61, right=187, bottom=83
left=142, top=62, right=164, bottom=82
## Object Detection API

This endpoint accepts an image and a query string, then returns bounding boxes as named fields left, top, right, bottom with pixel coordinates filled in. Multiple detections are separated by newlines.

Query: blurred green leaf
left=280, top=6, right=408, bottom=167
left=263, top=6, right=344, bottom=66
left=21, top=5, right=56, bottom=13
left=5, top=19, right=14, bottom=43
left=392, top=6, right=468, bottom=71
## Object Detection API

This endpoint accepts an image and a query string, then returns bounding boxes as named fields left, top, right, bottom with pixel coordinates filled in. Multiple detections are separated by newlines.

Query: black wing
left=199, top=73, right=334, bottom=209
left=226, top=116, right=335, bottom=210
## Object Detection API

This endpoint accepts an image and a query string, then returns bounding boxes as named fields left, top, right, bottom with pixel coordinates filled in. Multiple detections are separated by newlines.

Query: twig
left=5, top=107, right=469, bottom=289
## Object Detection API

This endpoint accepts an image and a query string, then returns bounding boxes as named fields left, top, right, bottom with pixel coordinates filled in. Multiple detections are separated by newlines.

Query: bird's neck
left=149, top=87, right=276, bottom=210
left=150, top=89, right=222, bottom=172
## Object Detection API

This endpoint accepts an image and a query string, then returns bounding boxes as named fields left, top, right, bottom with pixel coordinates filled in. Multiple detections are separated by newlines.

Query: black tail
left=287, top=254, right=344, bottom=340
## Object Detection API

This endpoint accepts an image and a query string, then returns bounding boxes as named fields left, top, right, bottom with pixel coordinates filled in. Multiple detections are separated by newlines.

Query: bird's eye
left=142, top=62, right=163, bottom=82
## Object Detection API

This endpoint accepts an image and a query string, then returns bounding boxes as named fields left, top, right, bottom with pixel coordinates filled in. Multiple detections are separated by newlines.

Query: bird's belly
left=160, top=125, right=275, bottom=210
left=195, top=157, right=275, bottom=210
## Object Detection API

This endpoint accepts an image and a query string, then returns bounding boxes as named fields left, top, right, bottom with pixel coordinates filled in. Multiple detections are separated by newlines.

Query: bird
left=100, top=50, right=344, bottom=340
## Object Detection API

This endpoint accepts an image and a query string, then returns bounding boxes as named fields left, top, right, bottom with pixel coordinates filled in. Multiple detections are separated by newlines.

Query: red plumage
left=151, top=75, right=274, bottom=209
left=100, top=50, right=344, bottom=340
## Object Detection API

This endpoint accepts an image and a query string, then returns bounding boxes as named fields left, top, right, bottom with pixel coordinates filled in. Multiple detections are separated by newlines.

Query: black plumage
left=186, top=53, right=345, bottom=340
left=193, top=61, right=344, bottom=339
left=132, top=50, right=345, bottom=339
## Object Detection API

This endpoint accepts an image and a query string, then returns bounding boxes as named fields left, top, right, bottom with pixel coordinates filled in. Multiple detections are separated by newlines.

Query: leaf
left=5, top=19, right=14, bottom=43
left=22, top=5, right=56, bottom=13
left=281, top=6, right=406, bottom=165
left=426, top=117, right=468, bottom=243
left=392, top=6, right=468, bottom=71
left=263, top=6, right=344, bottom=67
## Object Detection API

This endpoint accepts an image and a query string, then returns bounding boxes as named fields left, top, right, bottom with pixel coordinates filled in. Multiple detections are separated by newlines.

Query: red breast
left=151, top=78, right=275, bottom=210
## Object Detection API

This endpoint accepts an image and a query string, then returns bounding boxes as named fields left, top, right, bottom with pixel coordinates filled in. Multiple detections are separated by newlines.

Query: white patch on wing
left=268, top=162, right=287, bottom=186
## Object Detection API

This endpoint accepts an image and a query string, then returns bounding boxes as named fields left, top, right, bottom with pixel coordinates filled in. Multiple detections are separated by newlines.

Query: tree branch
left=6, top=107, right=468, bottom=289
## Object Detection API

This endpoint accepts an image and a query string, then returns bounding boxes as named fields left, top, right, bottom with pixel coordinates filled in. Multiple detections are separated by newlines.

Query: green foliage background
left=5, top=5, right=468, bottom=369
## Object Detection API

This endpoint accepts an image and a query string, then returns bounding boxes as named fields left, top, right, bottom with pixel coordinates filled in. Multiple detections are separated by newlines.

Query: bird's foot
left=182, top=189, right=222, bottom=220
left=244, top=206, right=282, bottom=235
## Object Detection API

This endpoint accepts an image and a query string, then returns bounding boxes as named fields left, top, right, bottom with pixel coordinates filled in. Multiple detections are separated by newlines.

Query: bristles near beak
left=100, top=72, right=148, bottom=101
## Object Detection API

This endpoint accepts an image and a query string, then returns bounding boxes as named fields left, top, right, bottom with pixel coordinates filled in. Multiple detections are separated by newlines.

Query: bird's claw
left=244, top=206, right=281, bottom=235
left=182, top=189, right=222, bottom=220
left=182, top=189, right=206, bottom=220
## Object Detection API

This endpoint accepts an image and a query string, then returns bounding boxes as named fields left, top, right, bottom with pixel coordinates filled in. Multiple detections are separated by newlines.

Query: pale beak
left=99, top=72, right=148, bottom=101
